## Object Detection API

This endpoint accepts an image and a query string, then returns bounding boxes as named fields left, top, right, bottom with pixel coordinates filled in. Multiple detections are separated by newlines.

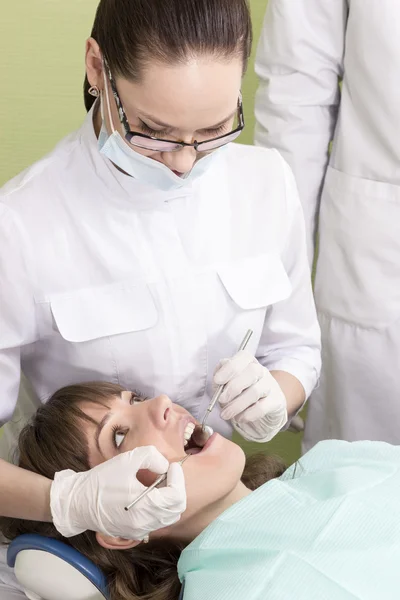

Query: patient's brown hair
left=0, top=382, right=286, bottom=600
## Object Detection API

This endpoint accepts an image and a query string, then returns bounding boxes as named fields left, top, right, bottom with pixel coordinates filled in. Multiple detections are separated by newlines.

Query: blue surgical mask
left=97, top=94, right=222, bottom=192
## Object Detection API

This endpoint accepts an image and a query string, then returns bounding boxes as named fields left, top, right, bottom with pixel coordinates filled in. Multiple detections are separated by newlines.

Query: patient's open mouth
left=184, top=423, right=203, bottom=455
left=183, top=423, right=214, bottom=455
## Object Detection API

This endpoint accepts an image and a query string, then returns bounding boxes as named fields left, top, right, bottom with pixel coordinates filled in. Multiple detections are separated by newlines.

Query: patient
left=2, top=382, right=400, bottom=600
left=0, top=382, right=285, bottom=600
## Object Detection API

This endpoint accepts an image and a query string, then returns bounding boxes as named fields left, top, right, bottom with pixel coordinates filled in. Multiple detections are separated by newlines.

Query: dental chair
left=7, top=535, right=109, bottom=600
left=7, top=534, right=186, bottom=600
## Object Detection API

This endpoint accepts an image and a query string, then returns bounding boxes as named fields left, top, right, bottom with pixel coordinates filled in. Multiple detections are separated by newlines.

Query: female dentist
left=0, top=0, right=320, bottom=595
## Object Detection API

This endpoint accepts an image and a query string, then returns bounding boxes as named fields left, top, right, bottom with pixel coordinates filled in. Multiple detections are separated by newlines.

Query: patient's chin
left=219, top=436, right=246, bottom=469
left=222, top=441, right=247, bottom=484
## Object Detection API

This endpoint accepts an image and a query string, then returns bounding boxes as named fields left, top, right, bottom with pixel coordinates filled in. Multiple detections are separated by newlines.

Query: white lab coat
left=0, top=106, right=320, bottom=467
left=255, top=0, right=400, bottom=450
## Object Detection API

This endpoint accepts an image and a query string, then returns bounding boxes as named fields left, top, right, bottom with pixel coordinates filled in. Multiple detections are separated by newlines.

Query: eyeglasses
left=103, top=59, right=245, bottom=153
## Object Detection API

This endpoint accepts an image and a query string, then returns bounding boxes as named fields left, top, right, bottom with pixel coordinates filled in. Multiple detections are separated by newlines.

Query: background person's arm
left=254, top=0, right=348, bottom=263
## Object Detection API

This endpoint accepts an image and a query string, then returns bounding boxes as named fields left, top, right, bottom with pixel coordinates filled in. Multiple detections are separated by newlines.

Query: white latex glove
left=50, top=445, right=186, bottom=540
left=214, top=350, right=288, bottom=443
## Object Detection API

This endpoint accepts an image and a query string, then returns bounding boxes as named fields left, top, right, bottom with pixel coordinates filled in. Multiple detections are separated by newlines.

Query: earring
left=88, top=85, right=100, bottom=98
left=142, top=535, right=149, bottom=544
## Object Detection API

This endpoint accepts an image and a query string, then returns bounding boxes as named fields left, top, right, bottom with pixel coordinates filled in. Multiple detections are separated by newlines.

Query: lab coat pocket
left=50, top=282, right=158, bottom=343
left=217, top=253, right=292, bottom=310
left=315, top=167, right=400, bottom=329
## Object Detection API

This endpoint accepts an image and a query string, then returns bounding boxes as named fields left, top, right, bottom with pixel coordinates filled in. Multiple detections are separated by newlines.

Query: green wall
left=0, top=0, right=303, bottom=465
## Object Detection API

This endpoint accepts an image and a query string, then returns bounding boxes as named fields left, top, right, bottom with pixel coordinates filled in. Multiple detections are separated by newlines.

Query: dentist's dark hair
left=84, top=0, right=252, bottom=111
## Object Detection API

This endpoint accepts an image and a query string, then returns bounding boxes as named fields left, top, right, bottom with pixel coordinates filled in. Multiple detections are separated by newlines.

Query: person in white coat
left=0, top=0, right=320, bottom=596
left=254, top=0, right=400, bottom=451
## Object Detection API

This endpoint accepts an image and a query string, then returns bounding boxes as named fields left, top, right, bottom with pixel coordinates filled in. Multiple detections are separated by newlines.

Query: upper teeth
left=184, top=422, right=195, bottom=446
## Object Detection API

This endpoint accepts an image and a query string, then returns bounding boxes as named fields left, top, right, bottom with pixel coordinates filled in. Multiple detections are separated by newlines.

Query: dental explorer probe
left=201, top=329, right=253, bottom=432
left=124, top=454, right=190, bottom=511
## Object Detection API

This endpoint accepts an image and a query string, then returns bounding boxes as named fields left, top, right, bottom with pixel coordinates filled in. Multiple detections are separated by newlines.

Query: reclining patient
left=2, top=382, right=400, bottom=600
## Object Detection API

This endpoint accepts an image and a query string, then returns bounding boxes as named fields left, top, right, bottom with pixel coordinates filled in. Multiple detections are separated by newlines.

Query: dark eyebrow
left=138, top=109, right=237, bottom=132
left=95, top=412, right=112, bottom=455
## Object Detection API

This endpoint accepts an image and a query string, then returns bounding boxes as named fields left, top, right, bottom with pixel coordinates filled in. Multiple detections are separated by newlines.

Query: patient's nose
left=149, top=394, right=173, bottom=429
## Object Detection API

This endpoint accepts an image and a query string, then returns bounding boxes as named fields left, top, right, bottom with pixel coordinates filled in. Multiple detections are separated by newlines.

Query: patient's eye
left=130, top=390, right=149, bottom=404
left=112, top=426, right=128, bottom=449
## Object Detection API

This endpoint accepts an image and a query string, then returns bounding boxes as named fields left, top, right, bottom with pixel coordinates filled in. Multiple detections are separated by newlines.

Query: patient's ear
left=95, top=532, right=142, bottom=550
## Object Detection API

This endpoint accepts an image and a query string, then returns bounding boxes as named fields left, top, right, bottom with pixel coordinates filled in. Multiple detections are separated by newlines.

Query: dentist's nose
left=162, top=146, right=197, bottom=174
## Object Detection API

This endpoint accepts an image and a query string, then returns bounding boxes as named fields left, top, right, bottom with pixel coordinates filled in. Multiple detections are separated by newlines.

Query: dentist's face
left=80, top=391, right=246, bottom=533
left=86, top=39, right=243, bottom=175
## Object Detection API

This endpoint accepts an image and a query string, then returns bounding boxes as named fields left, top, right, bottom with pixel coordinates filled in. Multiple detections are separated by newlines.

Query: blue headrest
left=7, top=534, right=109, bottom=598
left=8, top=534, right=186, bottom=600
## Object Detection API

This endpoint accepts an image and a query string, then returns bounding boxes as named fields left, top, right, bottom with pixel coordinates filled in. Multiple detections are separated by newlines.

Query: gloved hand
left=214, top=350, right=288, bottom=443
left=50, top=445, right=186, bottom=540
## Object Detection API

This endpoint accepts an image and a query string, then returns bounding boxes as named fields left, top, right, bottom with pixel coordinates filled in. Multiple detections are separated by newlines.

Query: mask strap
left=99, top=91, right=105, bottom=122
left=102, top=65, right=116, bottom=134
